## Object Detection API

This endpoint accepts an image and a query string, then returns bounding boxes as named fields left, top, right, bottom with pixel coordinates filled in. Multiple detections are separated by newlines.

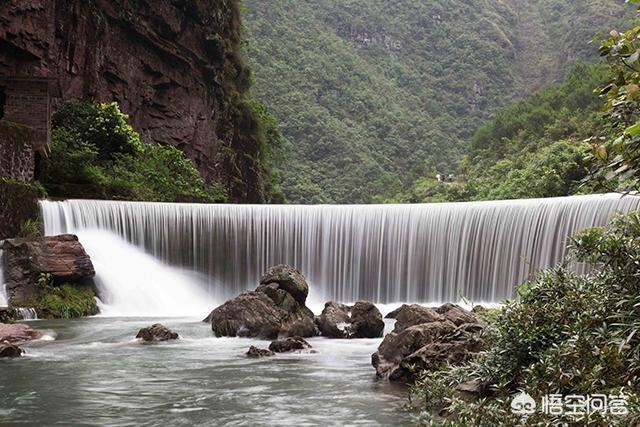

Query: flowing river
left=0, top=317, right=410, bottom=426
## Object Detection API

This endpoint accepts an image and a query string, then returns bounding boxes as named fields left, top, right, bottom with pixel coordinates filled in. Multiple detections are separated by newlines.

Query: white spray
left=75, top=230, right=217, bottom=317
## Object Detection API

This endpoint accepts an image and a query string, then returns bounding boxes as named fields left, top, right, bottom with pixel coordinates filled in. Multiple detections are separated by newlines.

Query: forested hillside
left=244, top=0, right=633, bottom=203
left=393, top=63, right=611, bottom=202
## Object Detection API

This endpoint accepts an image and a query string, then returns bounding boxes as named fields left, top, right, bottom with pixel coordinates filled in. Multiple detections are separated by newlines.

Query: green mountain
left=392, top=63, right=611, bottom=203
left=243, top=0, right=633, bottom=203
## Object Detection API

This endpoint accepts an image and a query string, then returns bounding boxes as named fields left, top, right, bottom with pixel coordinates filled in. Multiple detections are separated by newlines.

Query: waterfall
left=0, top=248, right=7, bottom=307
left=77, top=230, right=216, bottom=317
left=15, top=308, right=38, bottom=320
left=40, top=193, right=640, bottom=305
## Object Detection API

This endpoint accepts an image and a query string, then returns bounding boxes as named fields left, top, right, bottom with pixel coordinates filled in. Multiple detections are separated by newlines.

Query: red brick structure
left=0, top=77, right=60, bottom=182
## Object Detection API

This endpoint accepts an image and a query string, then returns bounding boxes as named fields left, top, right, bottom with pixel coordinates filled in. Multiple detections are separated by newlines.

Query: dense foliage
left=589, top=0, right=640, bottom=192
left=393, top=64, right=611, bottom=203
left=409, top=211, right=640, bottom=425
left=13, top=274, right=99, bottom=320
left=39, top=101, right=227, bottom=202
left=244, top=0, right=633, bottom=203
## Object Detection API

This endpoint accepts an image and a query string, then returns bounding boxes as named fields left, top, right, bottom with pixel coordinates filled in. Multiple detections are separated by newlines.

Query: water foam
left=76, top=230, right=217, bottom=317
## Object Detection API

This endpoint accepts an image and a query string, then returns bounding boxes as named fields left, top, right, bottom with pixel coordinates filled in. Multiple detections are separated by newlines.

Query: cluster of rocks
left=372, top=303, right=484, bottom=381
left=316, top=301, right=384, bottom=339
left=0, top=322, right=44, bottom=358
left=204, top=265, right=315, bottom=339
left=247, top=336, right=314, bottom=358
left=204, top=264, right=386, bottom=342
left=1, top=259, right=485, bottom=386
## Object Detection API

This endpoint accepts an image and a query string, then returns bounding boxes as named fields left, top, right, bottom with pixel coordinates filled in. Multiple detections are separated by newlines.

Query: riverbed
left=0, top=317, right=411, bottom=426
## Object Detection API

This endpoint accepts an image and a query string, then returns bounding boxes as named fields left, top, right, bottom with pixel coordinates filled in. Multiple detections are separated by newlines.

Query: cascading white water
left=15, top=307, right=38, bottom=320
left=74, top=230, right=216, bottom=317
left=0, top=248, right=7, bottom=307
left=40, top=193, right=640, bottom=305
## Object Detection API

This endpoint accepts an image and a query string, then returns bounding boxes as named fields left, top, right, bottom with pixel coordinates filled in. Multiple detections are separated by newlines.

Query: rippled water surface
left=0, top=318, right=410, bottom=426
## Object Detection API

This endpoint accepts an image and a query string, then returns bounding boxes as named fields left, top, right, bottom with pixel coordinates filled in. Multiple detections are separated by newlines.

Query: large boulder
left=257, top=264, right=309, bottom=305
left=136, top=324, right=179, bottom=342
left=206, top=265, right=315, bottom=339
left=393, top=304, right=444, bottom=332
left=2, top=234, right=95, bottom=304
left=372, top=304, right=483, bottom=381
left=209, top=292, right=290, bottom=339
left=0, top=323, right=43, bottom=344
left=436, top=303, right=482, bottom=326
left=316, top=301, right=384, bottom=338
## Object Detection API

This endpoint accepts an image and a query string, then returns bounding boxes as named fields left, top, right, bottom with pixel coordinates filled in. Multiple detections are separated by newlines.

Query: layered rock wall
left=0, top=0, right=265, bottom=201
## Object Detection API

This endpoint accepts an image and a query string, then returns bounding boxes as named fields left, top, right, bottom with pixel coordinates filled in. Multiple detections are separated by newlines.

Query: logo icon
left=511, top=392, right=536, bottom=415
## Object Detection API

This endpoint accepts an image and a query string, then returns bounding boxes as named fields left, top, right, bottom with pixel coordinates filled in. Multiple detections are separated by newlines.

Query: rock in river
left=205, top=265, right=315, bottom=339
left=269, top=336, right=312, bottom=353
left=246, top=346, right=275, bottom=358
left=316, top=301, right=384, bottom=338
left=2, top=234, right=95, bottom=305
left=0, top=342, right=23, bottom=358
left=372, top=304, right=484, bottom=381
left=136, top=324, right=179, bottom=342
left=0, top=323, right=43, bottom=344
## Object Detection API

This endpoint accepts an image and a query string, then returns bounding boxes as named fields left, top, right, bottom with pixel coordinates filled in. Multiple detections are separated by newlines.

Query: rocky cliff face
left=0, top=0, right=265, bottom=202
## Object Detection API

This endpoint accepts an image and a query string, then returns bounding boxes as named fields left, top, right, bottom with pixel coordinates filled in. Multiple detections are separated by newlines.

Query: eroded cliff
left=0, top=0, right=266, bottom=202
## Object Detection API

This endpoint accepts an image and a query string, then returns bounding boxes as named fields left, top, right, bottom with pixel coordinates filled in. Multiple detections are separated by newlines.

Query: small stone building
left=0, top=76, right=60, bottom=182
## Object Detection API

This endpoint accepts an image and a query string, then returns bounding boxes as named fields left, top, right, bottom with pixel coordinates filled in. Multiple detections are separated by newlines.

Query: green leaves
left=409, top=210, right=640, bottom=425
left=40, top=100, right=228, bottom=203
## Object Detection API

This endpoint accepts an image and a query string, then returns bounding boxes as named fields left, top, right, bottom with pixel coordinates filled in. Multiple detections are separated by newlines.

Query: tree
left=592, top=1, right=640, bottom=190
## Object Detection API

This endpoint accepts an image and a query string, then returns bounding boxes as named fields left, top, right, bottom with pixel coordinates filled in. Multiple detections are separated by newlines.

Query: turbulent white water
left=40, top=193, right=640, bottom=305
left=0, top=248, right=7, bottom=307
left=75, top=230, right=216, bottom=317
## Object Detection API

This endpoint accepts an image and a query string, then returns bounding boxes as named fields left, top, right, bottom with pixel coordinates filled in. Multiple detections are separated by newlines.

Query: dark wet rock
left=316, top=301, right=384, bottom=338
left=350, top=301, right=385, bottom=338
left=0, top=323, right=43, bottom=344
left=0, top=342, right=23, bottom=358
left=316, top=302, right=351, bottom=338
left=206, top=265, right=315, bottom=339
left=393, top=304, right=444, bottom=332
left=246, top=345, right=275, bottom=358
left=372, top=304, right=484, bottom=381
left=258, top=264, right=309, bottom=305
left=385, top=305, right=405, bottom=319
left=0, top=307, right=17, bottom=323
left=455, top=379, right=484, bottom=400
left=136, top=324, right=179, bottom=342
left=269, top=336, right=312, bottom=353
left=436, top=303, right=482, bottom=326
left=2, top=234, right=95, bottom=305
left=209, top=292, right=283, bottom=338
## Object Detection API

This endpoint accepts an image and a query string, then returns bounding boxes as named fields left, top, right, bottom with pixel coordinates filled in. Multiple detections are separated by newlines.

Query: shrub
left=408, top=210, right=640, bottom=425
left=37, top=283, right=99, bottom=319
left=51, top=100, right=143, bottom=161
left=18, top=218, right=42, bottom=238
left=40, top=100, right=227, bottom=202
left=13, top=274, right=99, bottom=320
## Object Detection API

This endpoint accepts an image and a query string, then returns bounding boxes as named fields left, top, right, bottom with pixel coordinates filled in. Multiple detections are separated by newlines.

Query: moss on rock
left=14, top=281, right=99, bottom=320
